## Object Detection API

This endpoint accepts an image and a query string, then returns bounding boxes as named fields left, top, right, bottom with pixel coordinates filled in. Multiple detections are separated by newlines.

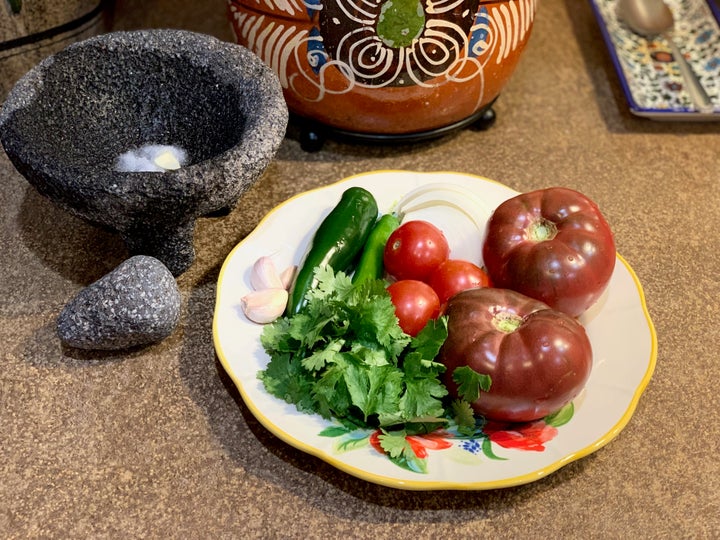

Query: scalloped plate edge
left=212, top=170, right=658, bottom=490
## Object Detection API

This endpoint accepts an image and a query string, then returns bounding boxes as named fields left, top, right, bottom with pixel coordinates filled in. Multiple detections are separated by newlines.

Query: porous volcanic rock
left=57, top=255, right=182, bottom=350
left=0, top=29, right=288, bottom=276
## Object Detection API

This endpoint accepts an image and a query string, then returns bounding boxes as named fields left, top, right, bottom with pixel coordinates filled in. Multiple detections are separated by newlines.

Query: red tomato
left=387, top=280, right=440, bottom=337
left=439, top=287, right=593, bottom=423
left=428, top=259, right=492, bottom=306
left=482, top=187, right=616, bottom=317
left=383, top=220, right=450, bottom=282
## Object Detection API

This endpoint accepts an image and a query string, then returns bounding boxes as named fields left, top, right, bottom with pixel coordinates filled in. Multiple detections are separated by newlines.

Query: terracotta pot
left=227, top=0, right=537, bottom=136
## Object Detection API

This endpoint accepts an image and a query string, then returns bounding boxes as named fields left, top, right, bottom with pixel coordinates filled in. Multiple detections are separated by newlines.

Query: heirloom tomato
left=438, top=288, right=592, bottom=423
left=383, top=220, right=449, bottom=282
left=387, top=280, right=441, bottom=337
left=482, top=187, right=615, bottom=318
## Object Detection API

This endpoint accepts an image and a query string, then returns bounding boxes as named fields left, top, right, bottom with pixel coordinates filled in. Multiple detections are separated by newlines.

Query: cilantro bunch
left=259, top=266, right=451, bottom=430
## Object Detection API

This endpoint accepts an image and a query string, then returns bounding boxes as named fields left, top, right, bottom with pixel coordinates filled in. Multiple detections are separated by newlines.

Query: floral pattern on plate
left=590, top=0, right=720, bottom=118
left=213, top=170, right=657, bottom=490
left=321, top=403, right=574, bottom=474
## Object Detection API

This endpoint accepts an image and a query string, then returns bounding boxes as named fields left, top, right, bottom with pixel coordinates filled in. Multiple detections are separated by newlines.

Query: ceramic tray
left=213, top=171, right=657, bottom=490
left=590, top=0, right=720, bottom=119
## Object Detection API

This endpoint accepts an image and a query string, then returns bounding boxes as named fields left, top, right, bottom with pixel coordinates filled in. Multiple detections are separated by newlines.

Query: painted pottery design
left=227, top=0, right=537, bottom=134
left=591, top=0, right=720, bottom=116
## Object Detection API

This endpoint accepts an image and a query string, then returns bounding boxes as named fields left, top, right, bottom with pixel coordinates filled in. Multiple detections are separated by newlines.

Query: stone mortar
left=0, top=29, right=288, bottom=275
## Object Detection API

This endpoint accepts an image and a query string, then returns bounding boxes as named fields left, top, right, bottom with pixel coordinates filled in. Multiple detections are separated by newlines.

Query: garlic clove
left=279, top=265, right=297, bottom=290
left=250, top=256, right=284, bottom=290
left=153, top=150, right=182, bottom=170
left=241, top=288, right=288, bottom=324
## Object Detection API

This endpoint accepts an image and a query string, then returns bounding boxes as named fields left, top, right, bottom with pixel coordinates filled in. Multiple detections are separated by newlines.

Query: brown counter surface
left=2, top=0, right=718, bottom=537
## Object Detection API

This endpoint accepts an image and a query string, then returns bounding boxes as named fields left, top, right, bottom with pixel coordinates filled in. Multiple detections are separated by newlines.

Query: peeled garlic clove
left=153, top=150, right=182, bottom=170
left=241, top=288, right=288, bottom=324
left=250, top=256, right=284, bottom=290
left=279, top=265, right=297, bottom=290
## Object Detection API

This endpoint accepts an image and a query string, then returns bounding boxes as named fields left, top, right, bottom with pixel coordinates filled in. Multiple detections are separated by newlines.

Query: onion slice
left=394, top=182, right=492, bottom=231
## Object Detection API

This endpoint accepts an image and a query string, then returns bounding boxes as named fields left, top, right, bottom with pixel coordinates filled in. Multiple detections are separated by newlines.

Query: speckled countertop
left=1, top=0, right=718, bottom=538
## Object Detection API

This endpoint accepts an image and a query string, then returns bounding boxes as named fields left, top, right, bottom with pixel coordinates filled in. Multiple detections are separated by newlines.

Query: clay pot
left=227, top=0, right=537, bottom=136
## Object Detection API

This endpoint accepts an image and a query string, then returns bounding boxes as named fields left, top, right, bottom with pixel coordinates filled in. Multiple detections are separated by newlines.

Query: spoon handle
left=665, top=36, right=715, bottom=113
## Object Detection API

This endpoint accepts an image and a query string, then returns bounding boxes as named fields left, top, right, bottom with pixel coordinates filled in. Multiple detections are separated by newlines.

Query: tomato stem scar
left=529, top=218, right=558, bottom=242
left=493, top=311, right=522, bottom=333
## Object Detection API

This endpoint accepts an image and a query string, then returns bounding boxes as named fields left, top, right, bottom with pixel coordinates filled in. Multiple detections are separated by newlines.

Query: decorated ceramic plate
left=589, top=0, right=720, bottom=119
left=213, top=171, right=657, bottom=490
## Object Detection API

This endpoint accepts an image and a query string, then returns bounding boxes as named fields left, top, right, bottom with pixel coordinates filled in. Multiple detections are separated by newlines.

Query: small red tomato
left=387, top=280, right=441, bottom=337
left=428, top=259, right=492, bottom=305
left=383, top=220, right=450, bottom=282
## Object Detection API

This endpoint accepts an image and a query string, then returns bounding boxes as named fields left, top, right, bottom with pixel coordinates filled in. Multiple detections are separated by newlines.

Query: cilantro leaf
left=257, top=352, right=315, bottom=414
left=313, top=361, right=352, bottom=419
left=258, top=267, right=454, bottom=432
left=451, top=399, right=479, bottom=436
left=377, top=430, right=429, bottom=473
left=411, top=317, right=449, bottom=360
left=301, top=339, right=345, bottom=372
left=378, top=430, right=411, bottom=459
left=398, top=377, right=447, bottom=420
left=452, top=365, right=492, bottom=403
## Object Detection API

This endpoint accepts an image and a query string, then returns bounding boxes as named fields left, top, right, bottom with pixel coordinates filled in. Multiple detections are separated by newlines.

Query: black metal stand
left=294, top=102, right=497, bottom=152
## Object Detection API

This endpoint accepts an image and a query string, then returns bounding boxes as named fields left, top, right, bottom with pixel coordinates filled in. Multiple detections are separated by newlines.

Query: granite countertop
left=2, top=0, right=718, bottom=537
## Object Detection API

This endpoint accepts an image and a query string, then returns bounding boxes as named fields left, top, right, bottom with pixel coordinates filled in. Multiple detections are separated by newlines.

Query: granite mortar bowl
left=0, top=29, right=288, bottom=276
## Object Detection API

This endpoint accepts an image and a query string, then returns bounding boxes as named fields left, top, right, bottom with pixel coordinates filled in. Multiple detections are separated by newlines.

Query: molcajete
left=227, top=0, right=537, bottom=136
left=0, top=29, right=288, bottom=276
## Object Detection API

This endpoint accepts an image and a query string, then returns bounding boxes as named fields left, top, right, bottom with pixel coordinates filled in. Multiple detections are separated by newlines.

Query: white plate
left=213, top=171, right=657, bottom=490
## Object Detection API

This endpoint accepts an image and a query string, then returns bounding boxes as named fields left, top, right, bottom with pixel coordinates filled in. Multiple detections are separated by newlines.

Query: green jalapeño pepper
left=286, top=186, right=379, bottom=315
left=352, top=213, right=400, bottom=284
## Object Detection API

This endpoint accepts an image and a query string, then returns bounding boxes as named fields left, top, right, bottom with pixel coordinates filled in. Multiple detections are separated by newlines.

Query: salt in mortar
left=116, top=144, right=188, bottom=172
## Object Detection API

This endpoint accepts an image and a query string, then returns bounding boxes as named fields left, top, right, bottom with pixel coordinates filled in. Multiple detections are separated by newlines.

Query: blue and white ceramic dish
left=590, top=0, right=720, bottom=119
